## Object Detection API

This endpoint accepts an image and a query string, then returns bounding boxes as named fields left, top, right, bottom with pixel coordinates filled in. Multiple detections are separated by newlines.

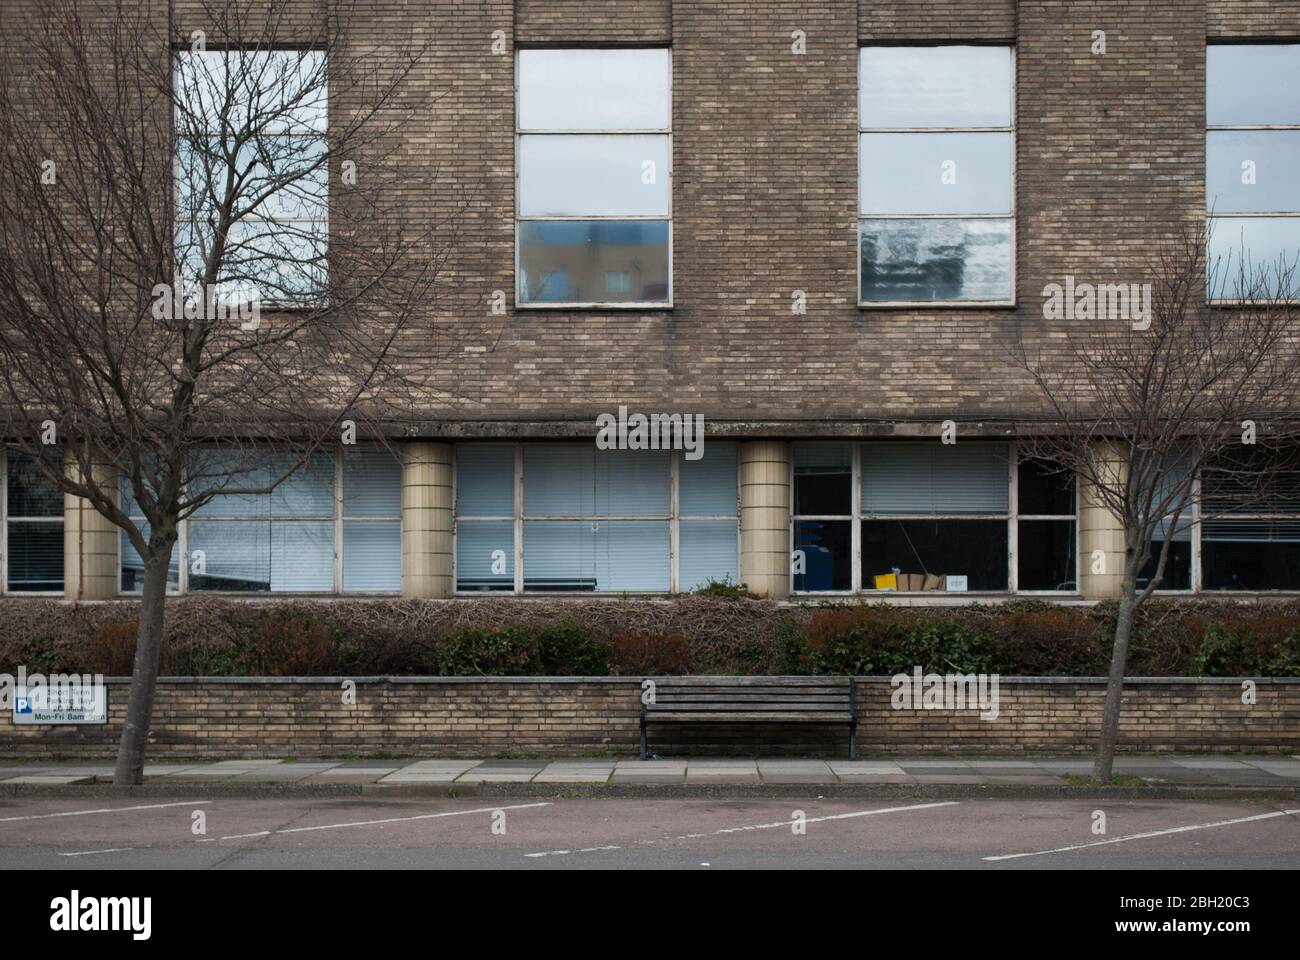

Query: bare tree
left=1011, top=225, right=1300, bottom=780
left=0, top=0, right=474, bottom=785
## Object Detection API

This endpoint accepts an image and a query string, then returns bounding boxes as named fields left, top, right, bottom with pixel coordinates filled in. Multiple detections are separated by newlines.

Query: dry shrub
left=89, top=620, right=138, bottom=676
left=609, top=630, right=693, bottom=675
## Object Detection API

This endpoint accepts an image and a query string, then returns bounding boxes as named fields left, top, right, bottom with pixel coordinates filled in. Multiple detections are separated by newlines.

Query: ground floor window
left=119, top=447, right=401, bottom=594
left=2, top=448, right=64, bottom=594
left=793, top=441, right=1077, bottom=594
left=454, top=443, right=738, bottom=593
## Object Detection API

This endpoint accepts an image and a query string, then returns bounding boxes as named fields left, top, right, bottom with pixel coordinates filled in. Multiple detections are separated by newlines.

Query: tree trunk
left=112, top=551, right=172, bottom=789
left=1095, top=586, right=1137, bottom=781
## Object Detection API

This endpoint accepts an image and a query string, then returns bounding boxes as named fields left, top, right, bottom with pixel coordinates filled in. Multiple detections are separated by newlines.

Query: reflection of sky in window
left=518, top=49, right=670, bottom=130
left=859, top=46, right=1012, bottom=128
left=1207, top=44, right=1300, bottom=126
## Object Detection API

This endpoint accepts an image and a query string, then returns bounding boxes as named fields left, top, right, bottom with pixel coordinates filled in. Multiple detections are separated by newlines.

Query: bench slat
left=646, top=712, right=854, bottom=722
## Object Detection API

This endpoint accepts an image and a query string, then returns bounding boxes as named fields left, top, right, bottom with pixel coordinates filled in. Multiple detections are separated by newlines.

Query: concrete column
left=64, top=460, right=119, bottom=601
left=740, top=440, right=791, bottom=599
left=401, top=442, right=453, bottom=599
left=1078, top=440, right=1129, bottom=600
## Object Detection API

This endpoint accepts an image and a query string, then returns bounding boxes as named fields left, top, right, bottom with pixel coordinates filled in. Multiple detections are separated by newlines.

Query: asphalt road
left=1, top=795, right=1297, bottom=869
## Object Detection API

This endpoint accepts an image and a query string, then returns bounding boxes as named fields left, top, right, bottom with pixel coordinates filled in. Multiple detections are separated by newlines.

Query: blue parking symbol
left=16, top=697, right=32, bottom=713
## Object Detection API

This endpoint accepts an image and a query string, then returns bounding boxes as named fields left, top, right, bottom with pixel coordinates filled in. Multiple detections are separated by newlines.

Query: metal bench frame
left=639, top=677, right=857, bottom=759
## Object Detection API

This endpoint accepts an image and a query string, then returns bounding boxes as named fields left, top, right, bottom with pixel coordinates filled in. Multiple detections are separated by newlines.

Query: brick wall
left=2, top=0, right=1264, bottom=434
left=1, top=676, right=1295, bottom=759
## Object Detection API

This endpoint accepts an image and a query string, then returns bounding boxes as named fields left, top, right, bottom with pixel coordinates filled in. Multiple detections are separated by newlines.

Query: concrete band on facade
left=1, top=676, right=1295, bottom=759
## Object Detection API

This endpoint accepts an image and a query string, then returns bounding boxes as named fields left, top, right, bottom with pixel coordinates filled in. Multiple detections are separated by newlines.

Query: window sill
left=515, top=302, right=674, bottom=311
left=858, top=300, right=1017, bottom=310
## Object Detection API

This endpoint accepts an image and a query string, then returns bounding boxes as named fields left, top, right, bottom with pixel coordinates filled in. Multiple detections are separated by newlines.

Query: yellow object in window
left=873, top=573, right=898, bottom=591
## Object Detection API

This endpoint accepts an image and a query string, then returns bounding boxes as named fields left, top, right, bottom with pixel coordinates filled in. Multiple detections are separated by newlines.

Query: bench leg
left=849, top=721, right=856, bottom=760
left=640, top=718, right=648, bottom=760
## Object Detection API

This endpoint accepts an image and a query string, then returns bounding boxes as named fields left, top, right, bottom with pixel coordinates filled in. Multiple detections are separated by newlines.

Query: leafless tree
left=1010, top=224, right=1300, bottom=780
left=0, top=0, right=479, bottom=785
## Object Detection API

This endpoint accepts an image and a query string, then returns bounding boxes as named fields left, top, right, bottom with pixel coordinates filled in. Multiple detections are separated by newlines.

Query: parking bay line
left=984, top=807, right=1300, bottom=862
left=0, top=800, right=211, bottom=824
left=59, top=848, right=135, bottom=857
left=198, top=801, right=553, bottom=842
left=524, top=800, right=961, bottom=859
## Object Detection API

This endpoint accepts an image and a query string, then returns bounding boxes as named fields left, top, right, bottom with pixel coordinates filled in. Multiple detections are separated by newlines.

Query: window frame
left=790, top=441, right=1080, bottom=596
left=856, top=44, right=1017, bottom=309
left=514, top=47, right=674, bottom=310
left=1, top=447, right=66, bottom=596
left=1205, top=41, right=1300, bottom=306
left=116, top=446, right=401, bottom=597
left=452, top=442, right=740, bottom=595
left=172, top=46, right=331, bottom=309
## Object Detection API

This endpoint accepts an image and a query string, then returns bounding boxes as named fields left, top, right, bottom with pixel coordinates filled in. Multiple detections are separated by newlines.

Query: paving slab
left=829, top=762, right=906, bottom=776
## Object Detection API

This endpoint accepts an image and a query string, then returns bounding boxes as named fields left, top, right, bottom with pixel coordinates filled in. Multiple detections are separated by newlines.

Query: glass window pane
left=343, top=520, right=400, bottom=592
left=1207, top=216, right=1300, bottom=300
left=862, top=519, right=1008, bottom=591
left=270, top=454, right=334, bottom=516
left=862, top=443, right=1009, bottom=515
left=595, top=450, right=669, bottom=515
left=178, top=50, right=328, bottom=135
left=519, top=135, right=669, bottom=217
left=1207, top=131, right=1300, bottom=214
left=1018, top=459, right=1075, bottom=515
left=519, top=220, right=670, bottom=304
left=860, top=46, right=1012, bottom=128
left=1207, top=44, right=1300, bottom=126
left=188, top=519, right=271, bottom=591
left=220, top=218, right=328, bottom=301
left=679, top=519, right=739, bottom=591
left=523, top=520, right=669, bottom=591
left=119, top=522, right=181, bottom=594
left=270, top=521, right=334, bottom=591
left=794, top=443, right=852, bottom=515
left=518, top=49, right=670, bottom=131
left=679, top=444, right=737, bottom=516
left=860, top=132, right=1012, bottom=215
left=456, top=519, right=515, bottom=592
left=456, top=445, right=515, bottom=516
left=861, top=217, right=1012, bottom=302
left=1017, top=519, right=1076, bottom=590
left=1137, top=539, right=1191, bottom=590
left=793, top=519, right=852, bottom=591
left=6, top=452, right=63, bottom=517
left=343, top=448, right=401, bottom=517
left=524, top=446, right=594, bottom=515
left=6, top=521, right=64, bottom=592
left=1202, top=520, right=1300, bottom=590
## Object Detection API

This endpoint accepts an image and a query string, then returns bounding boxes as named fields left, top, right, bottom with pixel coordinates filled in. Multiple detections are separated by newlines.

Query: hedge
left=1, top=595, right=1299, bottom=678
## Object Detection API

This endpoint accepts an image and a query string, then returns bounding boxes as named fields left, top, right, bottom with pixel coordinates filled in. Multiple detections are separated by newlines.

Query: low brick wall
left=1, top=677, right=1297, bottom=759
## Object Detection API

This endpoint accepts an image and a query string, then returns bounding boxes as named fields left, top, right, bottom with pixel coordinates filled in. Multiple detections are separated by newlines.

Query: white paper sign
left=12, top=684, right=107, bottom=725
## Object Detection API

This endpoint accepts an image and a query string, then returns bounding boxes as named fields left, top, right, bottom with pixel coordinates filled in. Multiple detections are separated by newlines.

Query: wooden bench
left=639, top=677, right=857, bottom=759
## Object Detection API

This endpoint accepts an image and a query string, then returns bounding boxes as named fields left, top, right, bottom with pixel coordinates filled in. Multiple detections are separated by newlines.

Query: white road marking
left=522, top=800, right=960, bottom=858
left=59, top=848, right=133, bottom=857
left=984, top=807, right=1300, bottom=861
left=201, top=802, right=552, bottom=842
left=0, top=800, right=210, bottom=824
left=700, top=800, right=961, bottom=838
left=525, top=845, right=621, bottom=859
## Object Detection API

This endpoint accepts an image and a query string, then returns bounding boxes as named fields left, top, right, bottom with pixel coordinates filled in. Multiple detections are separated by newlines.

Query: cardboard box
left=898, top=573, right=925, bottom=592
left=922, top=574, right=945, bottom=591
left=873, top=573, right=898, bottom=591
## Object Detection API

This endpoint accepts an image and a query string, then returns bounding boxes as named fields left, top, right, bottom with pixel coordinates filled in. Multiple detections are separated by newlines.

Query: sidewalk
left=3, top=754, right=1299, bottom=791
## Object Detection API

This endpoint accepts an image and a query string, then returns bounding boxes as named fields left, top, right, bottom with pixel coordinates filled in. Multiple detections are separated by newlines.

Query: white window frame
left=452, top=442, right=740, bottom=595
left=1011, top=454, right=1081, bottom=594
left=857, top=45, right=1017, bottom=308
left=1205, top=42, right=1300, bottom=305
left=514, top=47, right=674, bottom=310
left=1, top=448, right=65, bottom=596
left=116, top=446, right=400, bottom=596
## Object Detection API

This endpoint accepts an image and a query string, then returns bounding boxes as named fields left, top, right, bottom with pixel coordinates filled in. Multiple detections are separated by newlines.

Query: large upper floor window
left=1206, top=43, right=1300, bottom=302
left=454, top=443, right=736, bottom=593
left=174, top=49, right=329, bottom=306
left=118, top=447, right=400, bottom=595
left=1, top=449, right=64, bottom=594
left=516, top=49, right=672, bottom=307
left=858, top=46, right=1014, bottom=305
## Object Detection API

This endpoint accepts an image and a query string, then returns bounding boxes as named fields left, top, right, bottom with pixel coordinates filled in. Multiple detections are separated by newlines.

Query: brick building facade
left=3, top=1, right=1299, bottom=604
